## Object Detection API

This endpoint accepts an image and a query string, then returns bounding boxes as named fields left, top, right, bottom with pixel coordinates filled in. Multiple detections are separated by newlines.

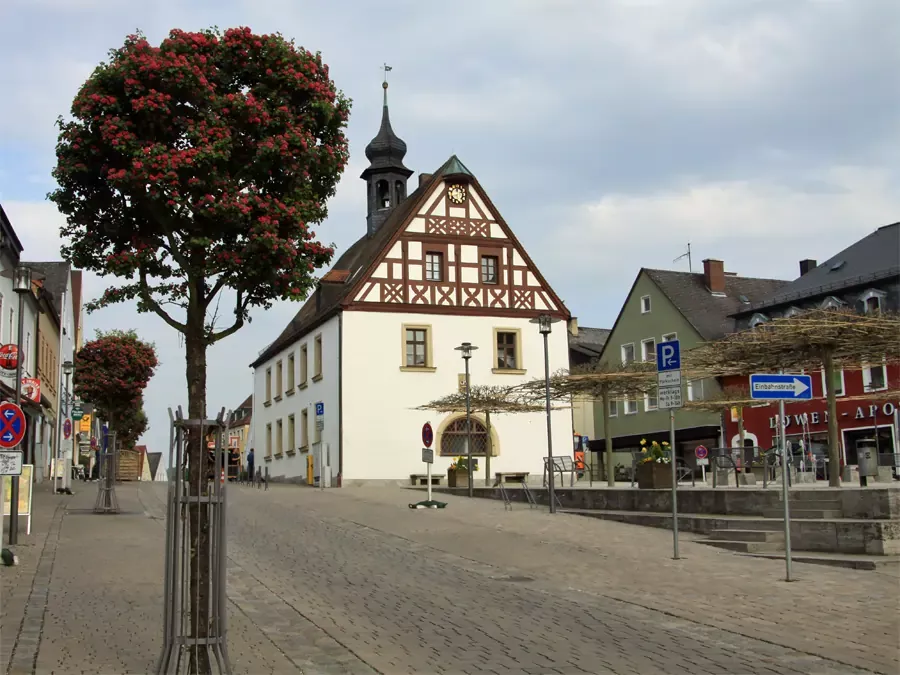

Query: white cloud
left=548, top=165, right=900, bottom=294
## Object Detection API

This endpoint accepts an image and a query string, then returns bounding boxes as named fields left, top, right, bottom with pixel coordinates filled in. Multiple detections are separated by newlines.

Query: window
left=265, top=423, right=272, bottom=458
left=624, top=397, right=638, bottom=415
left=749, top=313, right=768, bottom=329
left=493, top=329, right=522, bottom=372
left=403, top=326, right=434, bottom=369
left=865, top=296, right=881, bottom=314
left=275, top=419, right=283, bottom=456
left=820, top=368, right=845, bottom=397
left=662, top=332, right=677, bottom=342
left=275, top=360, right=283, bottom=399
left=608, top=399, right=617, bottom=417
left=300, top=409, right=309, bottom=449
left=640, top=295, right=651, bottom=313
left=641, top=338, right=655, bottom=362
left=313, top=334, right=322, bottom=380
left=620, top=343, right=635, bottom=365
left=645, top=387, right=658, bottom=411
left=687, top=379, right=703, bottom=401
left=425, top=252, right=443, bottom=282
left=287, top=353, right=295, bottom=391
left=820, top=296, right=844, bottom=310
left=863, top=362, right=887, bottom=392
left=439, top=416, right=491, bottom=457
left=481, top=255, right=498, bottom=284
left=265, top=368, right=272, bottom=403
left=299, top=344, right=308, bottom=386
left=288, top=415, right=296, bottom=452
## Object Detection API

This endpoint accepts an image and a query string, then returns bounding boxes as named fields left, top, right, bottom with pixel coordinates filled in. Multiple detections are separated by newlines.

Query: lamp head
left=13, top=264, right=32, bottom=293
left=454, top=341, right=478, bottom=359
left=530, top=313, right=559, bottom=335
left=63, top=360, right=74, bottom=376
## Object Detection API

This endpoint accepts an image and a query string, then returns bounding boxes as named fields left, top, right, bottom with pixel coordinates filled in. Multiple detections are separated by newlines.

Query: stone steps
left=707, top=529, right=785, bottom=543
left=786, top=499, right=843, bottom=511
left=700, top=539, right=784, bottom=553
left=763, top=508, right=844, bottom=519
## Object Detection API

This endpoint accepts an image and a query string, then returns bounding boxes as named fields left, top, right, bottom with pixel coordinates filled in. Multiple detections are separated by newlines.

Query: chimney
left=568, top=317, right=578, bottom=337
left=418, top=173, right=433, bottom=188
left=702, top=259, right=725, bottom=294
left=799, top=259, right=817, bottom=276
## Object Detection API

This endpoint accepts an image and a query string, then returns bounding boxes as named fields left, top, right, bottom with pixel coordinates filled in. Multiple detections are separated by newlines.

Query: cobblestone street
left=2, top=481, right=898, bottom=674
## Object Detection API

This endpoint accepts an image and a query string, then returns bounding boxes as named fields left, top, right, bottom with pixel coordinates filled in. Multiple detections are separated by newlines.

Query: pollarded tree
left=74, top=329, right=158, bottom=433
left=116, top=397, right=149, bottom=449
left=50, top=28, right=349, bottom=671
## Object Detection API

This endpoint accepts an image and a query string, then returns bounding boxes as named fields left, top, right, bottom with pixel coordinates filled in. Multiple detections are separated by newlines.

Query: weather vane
left=382, top=63, right=393, bottom=103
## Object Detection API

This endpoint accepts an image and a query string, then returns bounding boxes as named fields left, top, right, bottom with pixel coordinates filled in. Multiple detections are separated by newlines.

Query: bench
left=410, top=473, right=445, bottom=486
left=543, top=456, right=577, bottom=487
left=493, top=472, right=530, bottom=486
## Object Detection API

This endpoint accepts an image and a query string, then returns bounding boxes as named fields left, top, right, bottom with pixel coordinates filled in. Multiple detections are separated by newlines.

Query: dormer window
left=783, top=307, right=802, bottom=318
left=820, top=296, right=844, bottom=310
left=749, top=313, right=768, bottom=329
left=859, top=289, right=886, bottom=314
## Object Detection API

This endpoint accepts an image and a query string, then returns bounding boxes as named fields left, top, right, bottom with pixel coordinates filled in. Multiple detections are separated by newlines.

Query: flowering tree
left=116, top=398, right=149, bottom=449
left=50, top=28, right=349, bottom=670
left=74, top=330, right=158, bottom=432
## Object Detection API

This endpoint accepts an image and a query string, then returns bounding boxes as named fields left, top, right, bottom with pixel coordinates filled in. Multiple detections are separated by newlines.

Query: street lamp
left=8, top=263, right=32, bottom=544
left=454, top=342, right=478, bottom=498
left=530, top=314, right=561, bottom=513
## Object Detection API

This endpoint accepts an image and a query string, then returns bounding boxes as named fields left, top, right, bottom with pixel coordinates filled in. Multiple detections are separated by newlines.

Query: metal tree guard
left=93, top=428, right=119, bottom=513
left=157, top=407, right=231, bottom=675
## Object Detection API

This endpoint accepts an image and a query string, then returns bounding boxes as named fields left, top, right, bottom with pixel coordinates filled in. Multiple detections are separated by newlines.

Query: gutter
left=337, top=311, right=343, bottom=487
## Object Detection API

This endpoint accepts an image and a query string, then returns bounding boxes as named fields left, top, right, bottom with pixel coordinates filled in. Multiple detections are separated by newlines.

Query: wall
left=341, top=310, right=572, bottom=483
left=252, top=314, right=341, bottom=482
left=592, top=271, right=722, bottom=442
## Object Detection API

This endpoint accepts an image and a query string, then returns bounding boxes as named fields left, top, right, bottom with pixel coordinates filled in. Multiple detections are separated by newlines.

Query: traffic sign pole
left=656, top=339, right=682, bottom=561
left=779, top=395, right=794, bottom=582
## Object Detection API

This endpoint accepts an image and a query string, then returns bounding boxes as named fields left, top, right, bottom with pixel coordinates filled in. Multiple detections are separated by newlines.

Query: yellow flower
left=662, top=441, right=670, bottom=446
left=641, top=448, right=647, bottom=453
left=640, top=438, right=647, bottom=446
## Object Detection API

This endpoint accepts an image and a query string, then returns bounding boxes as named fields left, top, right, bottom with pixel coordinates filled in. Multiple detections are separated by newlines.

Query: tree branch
left=139, top=267, right=188, bottom=334
left=208, top=289, right=250, bottom=344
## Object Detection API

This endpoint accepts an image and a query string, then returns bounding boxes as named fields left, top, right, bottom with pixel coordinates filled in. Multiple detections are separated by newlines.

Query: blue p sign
left=656, top=340, right=681, bottom=372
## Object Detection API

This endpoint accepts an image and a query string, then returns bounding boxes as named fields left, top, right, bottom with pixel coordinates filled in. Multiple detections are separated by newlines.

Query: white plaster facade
left=253, top=314, right=341, bottom=482
left=340, top=311, right=570, bottom=483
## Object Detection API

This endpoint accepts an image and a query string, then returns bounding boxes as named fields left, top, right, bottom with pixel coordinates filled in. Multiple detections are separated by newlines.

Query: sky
left=1, top=0, right=898, bottom=458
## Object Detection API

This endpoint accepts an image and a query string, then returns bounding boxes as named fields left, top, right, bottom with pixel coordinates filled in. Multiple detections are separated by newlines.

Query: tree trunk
left=185, top=318, right=211, bottom=674
left=484, top=411, right=492, bottom=486
left=823, top=347, right=841, bottom=486
left=738, top=406, right=748, bottom=472
left=603, top=386, right=614, bottom=487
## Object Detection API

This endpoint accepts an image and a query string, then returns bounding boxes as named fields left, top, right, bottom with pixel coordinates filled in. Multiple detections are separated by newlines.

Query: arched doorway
left=440, top=417, right=489, bottom=457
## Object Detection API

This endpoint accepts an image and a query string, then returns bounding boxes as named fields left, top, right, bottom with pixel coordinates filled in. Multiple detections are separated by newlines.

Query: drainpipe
left=53, top=290, right=67, bottom=492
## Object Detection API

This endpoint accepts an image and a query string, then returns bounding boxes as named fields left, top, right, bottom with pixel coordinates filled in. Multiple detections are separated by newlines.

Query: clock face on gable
left=447, top=184, right=467, bottom=204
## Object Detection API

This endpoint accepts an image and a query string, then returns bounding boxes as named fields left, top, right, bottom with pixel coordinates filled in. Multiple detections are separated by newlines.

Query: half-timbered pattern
left=250, top=81, right=572, bottom=486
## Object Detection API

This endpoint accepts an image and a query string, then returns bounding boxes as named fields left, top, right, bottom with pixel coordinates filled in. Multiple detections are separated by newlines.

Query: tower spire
left=361, top=67, right=413, bottom=237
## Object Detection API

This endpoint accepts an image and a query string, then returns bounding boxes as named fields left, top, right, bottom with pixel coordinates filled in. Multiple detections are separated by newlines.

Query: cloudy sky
left=1, top=0, right=898, bottom=456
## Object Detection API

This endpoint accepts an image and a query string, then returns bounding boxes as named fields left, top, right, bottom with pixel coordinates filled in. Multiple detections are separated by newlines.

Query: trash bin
left=856, top=438, right=879, bottom=485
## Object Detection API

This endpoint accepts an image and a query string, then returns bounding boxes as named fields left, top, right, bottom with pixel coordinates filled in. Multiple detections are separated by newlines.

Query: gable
left=349, top=170, right=567, bottom=316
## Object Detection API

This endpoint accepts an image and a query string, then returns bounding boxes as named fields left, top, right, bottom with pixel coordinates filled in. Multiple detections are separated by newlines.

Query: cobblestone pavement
left=5, top=480, right=897, bottom=674
left=141, top=482, right=898, bottom=675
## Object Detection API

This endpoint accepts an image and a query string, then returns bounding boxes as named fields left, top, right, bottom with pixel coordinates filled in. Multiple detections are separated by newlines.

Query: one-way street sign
left=749, top=373, right=813, bottom=400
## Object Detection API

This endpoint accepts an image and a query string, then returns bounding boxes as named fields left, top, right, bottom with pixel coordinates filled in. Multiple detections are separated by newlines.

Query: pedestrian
left=246, top=448, right=254, bottom=485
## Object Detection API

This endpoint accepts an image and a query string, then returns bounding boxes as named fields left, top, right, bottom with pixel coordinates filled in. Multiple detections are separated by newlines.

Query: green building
left=589, top=259, right=786, bottom=478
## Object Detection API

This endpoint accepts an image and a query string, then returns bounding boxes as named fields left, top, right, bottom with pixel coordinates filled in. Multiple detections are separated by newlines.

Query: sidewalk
left=1, top=480, right=299, bottom=675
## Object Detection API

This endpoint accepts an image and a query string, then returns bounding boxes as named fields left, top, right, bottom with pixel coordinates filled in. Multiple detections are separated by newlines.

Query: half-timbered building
left=250, top=83, right=572, bottom=485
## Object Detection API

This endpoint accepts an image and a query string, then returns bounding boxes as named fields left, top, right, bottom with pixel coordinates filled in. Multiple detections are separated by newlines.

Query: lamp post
left=454, top=342, right=477, bottom=498
left=531, top=314, right=560, bottom=514
left=61, top=360, right=74, bottom=493
left=8, top=264, right=32, bottom=545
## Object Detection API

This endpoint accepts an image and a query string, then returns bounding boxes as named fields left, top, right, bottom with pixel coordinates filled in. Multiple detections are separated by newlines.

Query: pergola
left=415, top=385, right=550, bottom=485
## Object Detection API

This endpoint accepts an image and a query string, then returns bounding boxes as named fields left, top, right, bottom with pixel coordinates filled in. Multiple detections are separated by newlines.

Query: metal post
left=319, top=442, right=325, bottom=492
left=779, top=397, right=793, bottom=581
left=670, top=409, right=679, bottom=559
left=426, top=459, right=432, bottom=503
left=542, top=331, right=556, bottom=514
left=63, top=370, right=72, bottom=492
left=8, top=289, right=26, bottom=545
left=464, top=355, right=473, bottom=498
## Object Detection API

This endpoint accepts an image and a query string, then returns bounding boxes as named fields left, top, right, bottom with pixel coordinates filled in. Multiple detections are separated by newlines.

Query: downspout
left=337, top=311, right=343, bottom=487
left=54, top=290, right=67, bottom=491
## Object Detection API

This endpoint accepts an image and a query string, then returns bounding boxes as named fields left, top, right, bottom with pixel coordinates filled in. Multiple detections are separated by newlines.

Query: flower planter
left=636, top=462, right=672, bottom=490
left=448, top=469, right=469, bottom=488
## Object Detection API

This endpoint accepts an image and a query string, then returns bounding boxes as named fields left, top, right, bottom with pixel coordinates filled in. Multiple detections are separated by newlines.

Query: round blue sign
left=422, top=422, right=434, bottom=448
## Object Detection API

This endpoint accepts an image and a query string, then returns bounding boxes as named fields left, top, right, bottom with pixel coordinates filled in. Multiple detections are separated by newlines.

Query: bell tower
left=360, top=67, right=413, bottom=237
